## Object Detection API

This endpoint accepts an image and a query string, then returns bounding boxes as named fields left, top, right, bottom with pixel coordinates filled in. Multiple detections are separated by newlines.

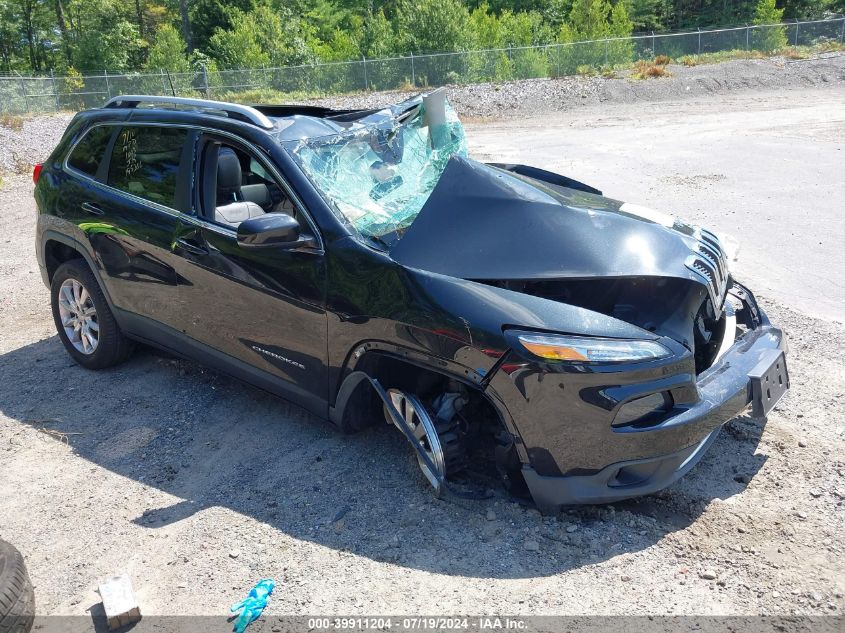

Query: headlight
left=515, top=333, right=671, bottom=363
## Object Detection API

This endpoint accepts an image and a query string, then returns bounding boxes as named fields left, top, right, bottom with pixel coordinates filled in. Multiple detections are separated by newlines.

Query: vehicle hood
left=389, top=156, right=714, bottom=285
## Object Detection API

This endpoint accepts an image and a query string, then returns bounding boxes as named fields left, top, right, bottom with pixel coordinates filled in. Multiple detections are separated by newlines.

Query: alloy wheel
left=385, top=389, right=446, bottom=492
left=57, top=278, right=99, bottom=355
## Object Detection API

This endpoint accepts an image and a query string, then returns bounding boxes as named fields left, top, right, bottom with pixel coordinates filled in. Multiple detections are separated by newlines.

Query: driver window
left=199, top=140, right=297, bottom=228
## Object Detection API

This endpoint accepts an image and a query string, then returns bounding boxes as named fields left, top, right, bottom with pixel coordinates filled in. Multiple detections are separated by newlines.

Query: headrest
left=217, top=148, right=242, bottom=190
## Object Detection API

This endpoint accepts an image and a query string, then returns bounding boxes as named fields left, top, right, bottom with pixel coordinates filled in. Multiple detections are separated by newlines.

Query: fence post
left=410, top=52, right=415, bottom=87
left=745, top=24, right=750, bottom=55
left=51, top=69, right=59, bottom=112
left=697, top=27, right=701, bottom=54
left=794, top=20, right=799, bottom=46
left=104, top=70, right=111, bottom=99
left=362, top=56, right=368, bottom=91
left=202, top=64, right=209, bottom=98
left=19, top=76, right=28, bottom=112
left=651, top=31, right=655, bottom=55
left=840, top=17, right=844, bottom=43
left=604, top=38, right=608, bottom=66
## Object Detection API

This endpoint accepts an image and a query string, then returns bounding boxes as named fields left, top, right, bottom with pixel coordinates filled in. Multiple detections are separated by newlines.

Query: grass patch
left=631, top=59, right=672, bottom=80
left=677, top=49, right=766, bottom=66
left=781, top=47, right=808, bottom=60
left=0, top=113, right=24, bottom=131
left=654, top=54, right=671, bottom=66
left=677, top=41, right=845, bottom=68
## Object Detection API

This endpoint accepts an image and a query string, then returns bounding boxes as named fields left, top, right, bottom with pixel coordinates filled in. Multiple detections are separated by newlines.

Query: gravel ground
left=0, top=58, right=843, bottom=624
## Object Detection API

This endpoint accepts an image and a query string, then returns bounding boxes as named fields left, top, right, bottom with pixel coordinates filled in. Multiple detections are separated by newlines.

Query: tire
left=0, top=540, right=34, bottom=633
left=50, top=259, right=133, bottom=369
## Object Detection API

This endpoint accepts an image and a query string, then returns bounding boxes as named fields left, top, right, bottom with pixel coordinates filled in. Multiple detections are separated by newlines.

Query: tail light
left=33, top=163, right=42, bottom=185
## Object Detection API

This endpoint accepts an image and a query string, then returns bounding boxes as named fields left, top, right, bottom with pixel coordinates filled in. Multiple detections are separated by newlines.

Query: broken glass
left=283, top=99, right=467, bottom=242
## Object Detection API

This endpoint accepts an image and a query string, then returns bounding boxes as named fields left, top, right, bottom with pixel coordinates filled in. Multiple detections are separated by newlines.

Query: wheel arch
left=41, top=231, right=117, bottom=313
left=330, top=348, right=507, bottom=436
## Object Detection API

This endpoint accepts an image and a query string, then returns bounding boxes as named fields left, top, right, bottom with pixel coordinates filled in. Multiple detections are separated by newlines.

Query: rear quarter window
left=66, top=126, right=113, bottom=177
left=108, top=127, right=188, bottom=208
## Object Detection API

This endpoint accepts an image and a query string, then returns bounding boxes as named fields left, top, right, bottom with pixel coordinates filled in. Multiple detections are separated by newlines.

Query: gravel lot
left=0, top=57, right=843, bottom=624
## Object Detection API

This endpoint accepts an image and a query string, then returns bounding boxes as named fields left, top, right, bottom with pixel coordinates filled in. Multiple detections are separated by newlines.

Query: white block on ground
left=98, top=574, right=141, bottom=630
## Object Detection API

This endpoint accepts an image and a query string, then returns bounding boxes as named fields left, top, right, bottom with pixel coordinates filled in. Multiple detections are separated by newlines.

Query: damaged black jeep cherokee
left=34, top=91, right=789, bottom=511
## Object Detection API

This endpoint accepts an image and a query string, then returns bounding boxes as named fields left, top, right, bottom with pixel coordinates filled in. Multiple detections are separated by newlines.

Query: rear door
left=168, top=134, right=329, bottom=414
left=61, top=124, right=195, bottom=331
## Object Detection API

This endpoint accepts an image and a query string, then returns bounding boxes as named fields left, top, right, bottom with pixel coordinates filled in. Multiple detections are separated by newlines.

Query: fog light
left=613, top=392, right=672, bottom=427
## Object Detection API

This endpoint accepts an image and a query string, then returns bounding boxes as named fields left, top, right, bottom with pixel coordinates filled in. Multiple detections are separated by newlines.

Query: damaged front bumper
left=486, top=284, right=788, bottom=509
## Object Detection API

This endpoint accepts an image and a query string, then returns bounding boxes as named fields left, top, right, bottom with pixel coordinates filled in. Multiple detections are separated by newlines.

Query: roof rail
left=103, top=95, right=274, bottom=130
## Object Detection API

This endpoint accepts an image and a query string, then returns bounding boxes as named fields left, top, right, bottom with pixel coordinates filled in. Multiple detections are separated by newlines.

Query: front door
left=169, top=134, right=329, bottom=414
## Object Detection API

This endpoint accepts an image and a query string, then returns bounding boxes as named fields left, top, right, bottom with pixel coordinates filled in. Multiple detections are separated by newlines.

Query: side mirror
left=237, top=213, right=311, bottom=249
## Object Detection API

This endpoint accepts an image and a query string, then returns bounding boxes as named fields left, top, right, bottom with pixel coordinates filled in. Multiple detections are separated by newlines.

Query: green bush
left=752, top=0, right=787, bottom=53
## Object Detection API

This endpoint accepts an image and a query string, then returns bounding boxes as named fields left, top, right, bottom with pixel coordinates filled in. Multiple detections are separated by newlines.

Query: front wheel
left=50, top=259, right=133, bottom=369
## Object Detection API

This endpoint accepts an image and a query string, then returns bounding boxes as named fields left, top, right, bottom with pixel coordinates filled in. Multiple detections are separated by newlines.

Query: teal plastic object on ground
left=230, top=579, right=275, bottom=633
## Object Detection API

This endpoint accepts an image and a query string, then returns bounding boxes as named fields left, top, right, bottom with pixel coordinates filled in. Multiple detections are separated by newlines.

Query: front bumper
left=485, top=284, right=787, bottom=509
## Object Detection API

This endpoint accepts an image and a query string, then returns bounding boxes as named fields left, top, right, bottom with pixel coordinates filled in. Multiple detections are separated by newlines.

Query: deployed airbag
left=286, top=96, right=467, bottom=238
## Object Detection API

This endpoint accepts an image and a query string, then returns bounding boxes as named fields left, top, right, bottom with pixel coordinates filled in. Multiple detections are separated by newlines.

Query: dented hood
left=390, top=156, right=707, bottom=284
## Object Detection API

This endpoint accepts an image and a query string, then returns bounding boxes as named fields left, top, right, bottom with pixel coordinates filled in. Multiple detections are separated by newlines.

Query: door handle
left=81, top=202, right=104, bottom=216
left=175, top=237, right=209, bottom=256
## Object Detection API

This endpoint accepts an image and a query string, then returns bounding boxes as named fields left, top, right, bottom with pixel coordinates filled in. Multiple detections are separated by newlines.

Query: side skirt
left=117, top=309, right=328, bottom=420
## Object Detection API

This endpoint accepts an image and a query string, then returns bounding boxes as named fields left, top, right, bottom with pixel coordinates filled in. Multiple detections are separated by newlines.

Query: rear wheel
left=0, top=540, right=34, bottom=633
left=50, top=259, right=133, bottom=369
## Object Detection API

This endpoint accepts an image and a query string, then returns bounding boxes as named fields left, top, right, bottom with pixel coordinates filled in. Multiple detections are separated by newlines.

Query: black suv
left=34, top=93, right=789, bottom=511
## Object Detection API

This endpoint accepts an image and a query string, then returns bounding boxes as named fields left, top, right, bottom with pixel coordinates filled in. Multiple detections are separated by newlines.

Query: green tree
left=146, top=23, right=191, bottom=71
left=607, top=0, right=634, bottom=62
left=70, top=0, right=147, bottom=71
left=207, top=12, right=270, bottom=68
left=626, top=0, right=672, bottom=31
left=565, top=0, right=614, bottom=37
left=0, top=0, right=23, bottom=71
left=395, top=0, right=473, bottom=53
left=19, top=0, right=58, bottom=72
left=555, top=0, right=633, bottom=73
left=361, top=10, right=397, bottom=58
left=189, top=0, right=257, bottom=52
left=752, top=0, right=786, bottom=51
left=754, top=0, right=785, bottom=24
left=207, top=4, right=315, bottom=69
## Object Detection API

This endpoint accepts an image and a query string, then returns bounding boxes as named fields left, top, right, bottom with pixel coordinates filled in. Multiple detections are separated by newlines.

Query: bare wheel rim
left=385, top=389, right=445, bottom=490
left=57, top=278, right=99, bottom=355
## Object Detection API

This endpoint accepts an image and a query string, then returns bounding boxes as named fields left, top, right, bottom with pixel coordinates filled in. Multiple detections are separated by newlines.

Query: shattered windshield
left=282, top=95, right=467, bottom=243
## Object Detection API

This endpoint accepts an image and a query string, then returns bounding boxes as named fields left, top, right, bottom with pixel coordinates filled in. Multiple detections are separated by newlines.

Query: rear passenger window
left=67, top=126, right=113, bottom=177
left=108, top=127, right=188, bottom=207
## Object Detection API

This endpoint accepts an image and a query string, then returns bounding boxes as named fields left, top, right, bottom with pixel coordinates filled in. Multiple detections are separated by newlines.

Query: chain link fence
left=1, top=17, right=843, bottom=115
